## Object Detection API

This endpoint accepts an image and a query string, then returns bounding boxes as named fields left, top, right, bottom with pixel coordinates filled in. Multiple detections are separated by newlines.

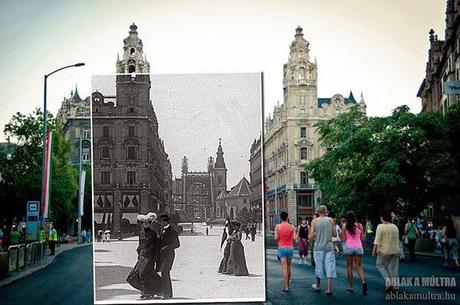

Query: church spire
left=116, top=23, right=150, bottom=74
left=214, top=138, right=226, bottom=169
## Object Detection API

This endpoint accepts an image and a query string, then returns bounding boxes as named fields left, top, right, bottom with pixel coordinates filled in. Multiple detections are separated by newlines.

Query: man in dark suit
left=156, top=213, right=180, bottom=299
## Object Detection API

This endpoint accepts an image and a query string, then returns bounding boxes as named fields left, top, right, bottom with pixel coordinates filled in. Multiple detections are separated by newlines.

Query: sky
left=0, top=0, right=446, bottom=143
left=93, top=74, right=261, bottom=187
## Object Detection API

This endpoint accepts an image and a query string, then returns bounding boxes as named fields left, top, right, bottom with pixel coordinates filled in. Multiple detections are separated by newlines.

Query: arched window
left=128, top=65, right=135, bottom=73
left=298, top=67, right=305, bottom=81
left=130, top=48, right=135, bottom=55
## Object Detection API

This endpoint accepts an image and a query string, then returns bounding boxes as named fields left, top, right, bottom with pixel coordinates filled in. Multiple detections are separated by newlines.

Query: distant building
left=264, top=26, right=366, bottom=228
left=418, top=0, right=460, bottom=114
left=56, top=86, right=91, bottom=165
left=249, top=137, right=262, bottom=215
left=92, top=23, right=172, bottom=233
left=172, top=140, right=228, bottom=221
left=224, top=177, right=251, bottom=220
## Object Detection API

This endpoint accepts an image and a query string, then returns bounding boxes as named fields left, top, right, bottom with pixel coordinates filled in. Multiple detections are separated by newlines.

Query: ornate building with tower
left=172, top=140, right=228, bottom=221
left=56, top=86, right=91, bottom=165
left=92, top=23, right=172, bottom=233
left=265, top=26, right=366, bottom=228
left=417, top=0, right=460, bottom=114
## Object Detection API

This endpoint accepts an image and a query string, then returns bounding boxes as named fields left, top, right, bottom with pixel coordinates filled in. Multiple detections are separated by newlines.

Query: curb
left=0, top=243, right=91, bottom=289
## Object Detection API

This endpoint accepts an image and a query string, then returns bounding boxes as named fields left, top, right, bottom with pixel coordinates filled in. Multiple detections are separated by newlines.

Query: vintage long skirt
left=228, top=239, right=249, bottom=276
left=218, top=240, right=232, bottom=273
left=127, top=228, right=162, bottom=295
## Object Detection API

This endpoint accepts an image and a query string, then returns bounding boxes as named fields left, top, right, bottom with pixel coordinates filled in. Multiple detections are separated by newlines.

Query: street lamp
left=41, top=63, right=85, bottom=223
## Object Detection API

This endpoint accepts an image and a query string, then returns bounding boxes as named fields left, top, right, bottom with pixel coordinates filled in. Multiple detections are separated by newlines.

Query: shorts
left=313, top=250, right=337, bottom=279
left=343, top=246, right=364, bottom=256
left=278, top=247, right=294, bottom=259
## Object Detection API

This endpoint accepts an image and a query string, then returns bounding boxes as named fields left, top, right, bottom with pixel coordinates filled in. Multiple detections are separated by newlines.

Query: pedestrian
left=156, top=213, right=180, bottom=299
left=49, top=224, right=58, bottom=255
left=127, top=212, right=163, bottom=299
left=250, top=225, right=256, bottom=242
left=274, top=211, right=296, bottom=292
left=342, top=210, right=367, bottom=295
left=81, top=228, right=87, bottom=243
left=9, top=225, right=20, bottom=245
left=308, top=205, right=337, bottom=296
left=397, top=218, right=406, bottom=261
left=296, top=217, right=309, bottom=265
left=332, top=218, right=342, bottom=254
left=310, top=212, right=319, bottom=267
left=245, top=226, right=250, bottom=240
left=218, top=221, right=232, bottom=274
left=442, top=214, right=459, bottom=267
left=227, top=221, right=249, bottom=276
left=86, top=229, right=92, bottom=243
left=365, top=217, right=374, bottom=249
left=372, top=210, right=400, bottom=294
left=404, top=217, right=419, bottom=262
left=206, top=227, right=209, bottom=236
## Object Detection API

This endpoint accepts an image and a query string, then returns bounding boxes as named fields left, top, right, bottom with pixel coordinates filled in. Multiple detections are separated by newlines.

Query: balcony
left=292, top=183, right=315, bottom=190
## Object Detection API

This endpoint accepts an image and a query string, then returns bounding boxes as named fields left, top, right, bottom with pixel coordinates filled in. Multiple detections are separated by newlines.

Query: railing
left=0, top=242, right=47, bottom=279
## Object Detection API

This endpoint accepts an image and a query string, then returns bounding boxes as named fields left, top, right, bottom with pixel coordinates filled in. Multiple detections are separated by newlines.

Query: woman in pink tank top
left=275, top=211, right=295, bottom=292
left=341, top=210, right=367, bottom=295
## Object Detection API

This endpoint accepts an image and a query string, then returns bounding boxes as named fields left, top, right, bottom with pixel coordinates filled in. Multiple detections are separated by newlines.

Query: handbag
left=403, top=235, right=408, bottom=245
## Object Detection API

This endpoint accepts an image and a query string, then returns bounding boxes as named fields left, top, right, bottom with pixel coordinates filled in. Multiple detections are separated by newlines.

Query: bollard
left=18, top=244, right=25, bottom=269
left=7, top=245, right=19, bottom=275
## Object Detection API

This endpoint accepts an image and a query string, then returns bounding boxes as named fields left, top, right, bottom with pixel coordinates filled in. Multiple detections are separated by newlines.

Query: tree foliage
left=306, top=106, right=459, bottom=222
left=0, top=109, right=78, bottom=229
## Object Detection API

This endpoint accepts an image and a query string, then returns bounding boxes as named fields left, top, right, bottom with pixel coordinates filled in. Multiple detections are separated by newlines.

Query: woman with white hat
left=127, top=212, right=163, bottom=299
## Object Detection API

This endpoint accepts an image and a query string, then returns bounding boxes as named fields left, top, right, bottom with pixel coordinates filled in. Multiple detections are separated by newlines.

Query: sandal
left=347, top=288, right=354, bottom=293
left=325, top=290, right=333, bottom=296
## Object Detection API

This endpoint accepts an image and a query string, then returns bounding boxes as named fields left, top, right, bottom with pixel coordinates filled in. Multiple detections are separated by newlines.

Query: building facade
left=418, top=0, right=460, bottom=114
left=264, top=26, right=366, bottom=228
left=172, top=140, right=228, bottom=221
left=56, top=87, right=91, bottom=165
left=92, top=24, right=172, bottom=233
left=222, top=177, right=251, bottom=220
left=249, top=137, right=262, bottom=222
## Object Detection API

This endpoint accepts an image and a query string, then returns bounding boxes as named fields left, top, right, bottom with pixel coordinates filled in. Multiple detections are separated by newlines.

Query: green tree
left=0, top=109, right=78, bottom=230
left=306, top=106, right=458, bottom=222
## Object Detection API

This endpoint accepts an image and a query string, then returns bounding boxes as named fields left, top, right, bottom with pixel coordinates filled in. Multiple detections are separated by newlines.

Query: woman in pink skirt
left=296, top=217, right=309, bottom=265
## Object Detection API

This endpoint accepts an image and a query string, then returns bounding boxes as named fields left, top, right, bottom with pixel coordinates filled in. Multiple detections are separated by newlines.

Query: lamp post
left=41, top=63, right=85, bottom=224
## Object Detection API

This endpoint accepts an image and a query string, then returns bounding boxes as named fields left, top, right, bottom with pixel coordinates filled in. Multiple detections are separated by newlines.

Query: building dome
left=290, top=26, right=310, bottom=52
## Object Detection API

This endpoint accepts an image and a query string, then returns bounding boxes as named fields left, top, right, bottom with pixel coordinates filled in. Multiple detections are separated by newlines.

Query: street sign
left=443, top=81, right=460, bottom=94
left=26, top=201, right=40, bottom=240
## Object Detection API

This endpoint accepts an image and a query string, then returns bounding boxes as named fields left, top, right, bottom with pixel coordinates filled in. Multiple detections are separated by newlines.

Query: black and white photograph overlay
left=91, top=29, right=264, bottom=304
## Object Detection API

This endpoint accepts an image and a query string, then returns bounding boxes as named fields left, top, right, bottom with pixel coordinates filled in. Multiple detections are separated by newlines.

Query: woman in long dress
left=127, top=212, right=163, bottom=299
left=218, top=221, right=233, bottom=273
left=227, top=221, right=249, bottom=276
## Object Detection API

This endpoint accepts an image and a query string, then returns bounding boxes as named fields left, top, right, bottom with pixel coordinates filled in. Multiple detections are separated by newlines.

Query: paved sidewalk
left=0, top=242, right=91, bottom=288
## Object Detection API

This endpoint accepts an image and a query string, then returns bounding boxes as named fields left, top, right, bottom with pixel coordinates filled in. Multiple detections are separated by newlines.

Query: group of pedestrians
left=80, top=228, right=92, bottom=243
left=274, top=205, right=407, bottom=296
left=126, top=212, right=180, bottom=300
